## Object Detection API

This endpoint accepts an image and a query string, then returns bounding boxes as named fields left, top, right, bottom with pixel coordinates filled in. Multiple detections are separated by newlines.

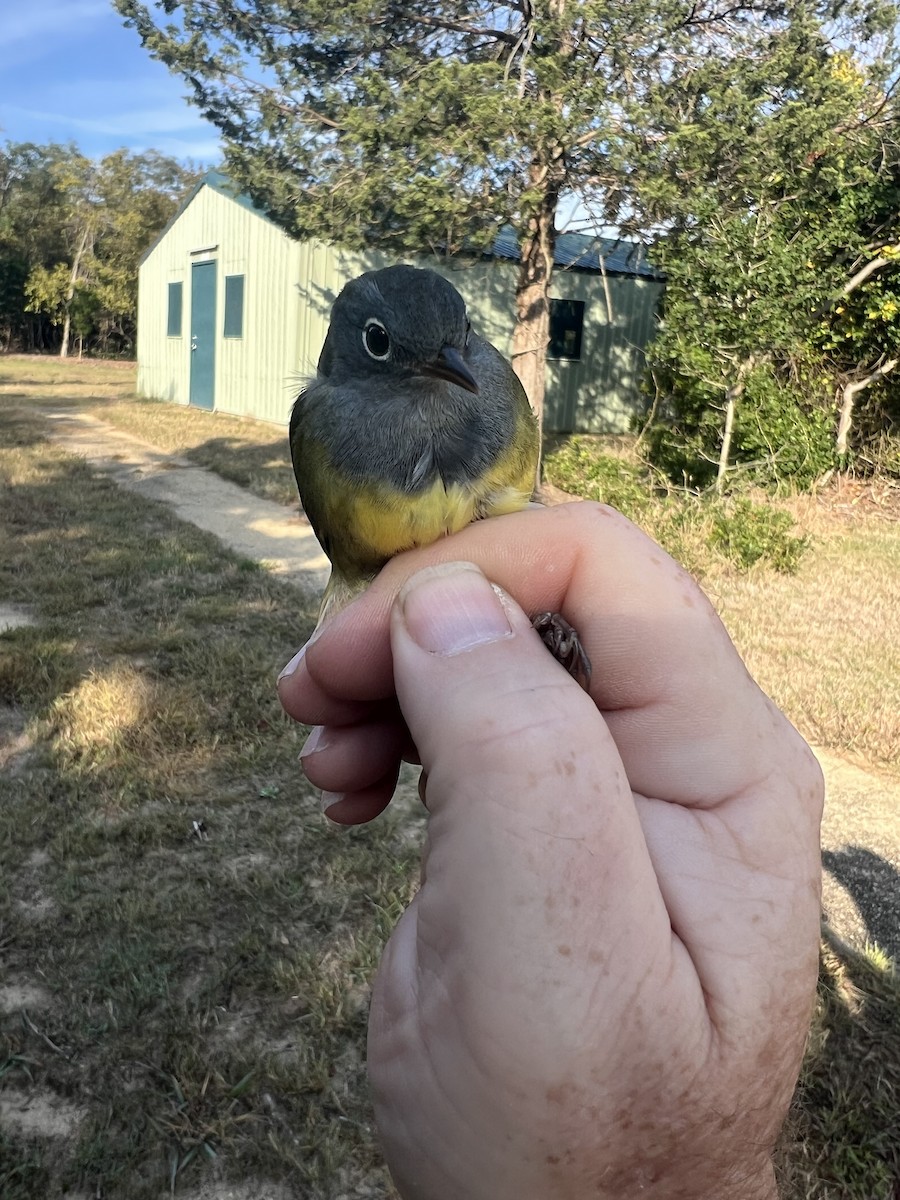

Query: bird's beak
left=419, top=345, right=479, bottom=394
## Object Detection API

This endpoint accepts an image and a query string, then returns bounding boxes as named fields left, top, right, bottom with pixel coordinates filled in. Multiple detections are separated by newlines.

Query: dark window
left=167, top=282, right=183, bottom=337
left=223, top=274, right=245, bottom=338
left=548, top=299, right=584, bottom=360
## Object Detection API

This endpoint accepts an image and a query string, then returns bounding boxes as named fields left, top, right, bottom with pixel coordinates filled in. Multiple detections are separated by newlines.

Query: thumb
left=388, top=560, right=664, bottom=949
left=391, top=561, right=623, bottom=836
left=371, top=562, right=670, bottom=1187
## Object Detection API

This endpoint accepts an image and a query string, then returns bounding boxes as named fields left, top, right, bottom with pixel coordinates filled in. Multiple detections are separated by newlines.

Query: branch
left=389, top=9, right=518, bottom=45
left=842, top=254, right=894, bottom=296
left=847, top=356, right=899, bottom=390
left=836, top=357, right=898, bottom=456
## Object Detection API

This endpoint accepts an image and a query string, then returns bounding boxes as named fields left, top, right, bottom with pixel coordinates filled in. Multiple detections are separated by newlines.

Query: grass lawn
left=2, top=355, right=899, bottom=1198
left=1, top=362, right=418, bottom=1198
left=5, top=355, right=299, bottom=507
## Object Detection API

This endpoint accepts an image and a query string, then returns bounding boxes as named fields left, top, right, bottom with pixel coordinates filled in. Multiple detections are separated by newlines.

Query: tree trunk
left=508, top=3, right=570, bottom=446
left=716, top=358, right=754, bottom=493
left=836, top=358, right=899, bottom=457
left=510, top=173, right=558, bottom=426
left=59, top=224, right=91, bottom=359
left=60, top=310, right=72, bottom=359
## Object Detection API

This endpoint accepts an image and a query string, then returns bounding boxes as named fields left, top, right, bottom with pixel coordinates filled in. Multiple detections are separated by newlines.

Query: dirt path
left=40, top=407, right=900, bottom=962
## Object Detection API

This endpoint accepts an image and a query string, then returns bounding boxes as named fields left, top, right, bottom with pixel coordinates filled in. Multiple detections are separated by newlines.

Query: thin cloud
left=0, top=1, right=110, bottom=49
left=134, top=136, right=222, bottom=162
left=0, top=4, right=222, bottom=163
left=4, top=103, right=211, bottom=138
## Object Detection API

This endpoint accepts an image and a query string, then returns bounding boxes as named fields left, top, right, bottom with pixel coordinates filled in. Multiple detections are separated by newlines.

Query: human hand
left=277, top=502, right=823, bottom=1200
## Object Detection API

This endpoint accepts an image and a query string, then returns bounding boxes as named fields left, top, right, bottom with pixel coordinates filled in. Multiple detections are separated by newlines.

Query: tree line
left=0, top=143, right=198, bottom=358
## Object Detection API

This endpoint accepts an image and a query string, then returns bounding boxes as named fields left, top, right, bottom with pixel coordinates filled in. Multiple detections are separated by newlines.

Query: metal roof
left=488, top=225, right=664, bottom=280
left=143, top=172, right=664, bottom=280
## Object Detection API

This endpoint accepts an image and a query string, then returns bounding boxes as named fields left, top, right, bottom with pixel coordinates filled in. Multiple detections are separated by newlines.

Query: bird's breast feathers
left=345, top=450, right=533, bottom=569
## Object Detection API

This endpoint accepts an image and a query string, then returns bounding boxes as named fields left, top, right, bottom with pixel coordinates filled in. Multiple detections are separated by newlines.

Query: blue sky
left=0, top=0, right=221, bottom=163
left=0, top=1, right=601, bottom=230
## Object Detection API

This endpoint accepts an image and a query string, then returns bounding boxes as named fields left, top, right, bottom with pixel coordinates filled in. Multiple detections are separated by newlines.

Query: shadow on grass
left=823, top=847, right=900, bottom=963
left=185, top=435, right=298, bottom=508
left=18, top=388, right=301, bottom=511
left=779, top=922, right=900, bottom=1199
left=1, top=410, right=412, bottom=1198
left=0, top=407, right=314, bottom=786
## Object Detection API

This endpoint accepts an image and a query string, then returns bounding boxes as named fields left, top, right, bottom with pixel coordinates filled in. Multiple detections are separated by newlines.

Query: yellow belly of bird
left=351, top=473, right=531, bottom=565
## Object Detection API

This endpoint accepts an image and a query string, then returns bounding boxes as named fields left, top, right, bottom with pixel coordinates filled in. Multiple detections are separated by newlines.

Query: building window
left=548, top=299, right=584, bottom=361
left=167, top=282, right=183, bottom=337
left=223, top=274, right=245, bottom=338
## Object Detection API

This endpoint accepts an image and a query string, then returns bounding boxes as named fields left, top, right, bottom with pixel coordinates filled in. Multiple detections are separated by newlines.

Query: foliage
left=543, top=436, right=652, bottom=515
left=0, top=141, right=198, bottom=355
left=543, top=436, right=808, bottom=573
left=633, top=12, right=900, bottom=486
left=644, top=359, right=835, bottom=491
left=709, top=498, right=808, bottom=572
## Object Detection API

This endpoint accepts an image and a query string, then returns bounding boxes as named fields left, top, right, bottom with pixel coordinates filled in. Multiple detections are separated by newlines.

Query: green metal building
left=137, top=172, right=663, bottom=433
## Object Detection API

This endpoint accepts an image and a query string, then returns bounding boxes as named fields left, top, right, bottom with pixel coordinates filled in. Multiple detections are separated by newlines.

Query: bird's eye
left=363, top=319, right=391, bottom=360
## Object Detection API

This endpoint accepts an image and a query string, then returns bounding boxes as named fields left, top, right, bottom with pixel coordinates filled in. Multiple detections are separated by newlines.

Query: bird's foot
left=531, top=612, right=592, bottom=690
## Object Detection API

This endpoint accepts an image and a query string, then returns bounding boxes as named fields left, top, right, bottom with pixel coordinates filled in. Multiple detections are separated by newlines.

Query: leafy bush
left=543, top=437, right=808, bottom=575
left=642, top=356, right=835, bottom=492
left=732, top=372, right=835, bottom=490
left=709, top=497, right=808, bottom=572
left=542, top=437, right=651, bottom=519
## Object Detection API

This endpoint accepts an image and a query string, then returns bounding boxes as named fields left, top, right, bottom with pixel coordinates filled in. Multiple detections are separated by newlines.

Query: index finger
left=281, top=501, right=817, bottom=807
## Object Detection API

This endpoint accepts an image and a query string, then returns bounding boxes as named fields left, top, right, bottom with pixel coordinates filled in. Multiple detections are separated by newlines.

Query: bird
left=289, top=264, right=589, bottom=683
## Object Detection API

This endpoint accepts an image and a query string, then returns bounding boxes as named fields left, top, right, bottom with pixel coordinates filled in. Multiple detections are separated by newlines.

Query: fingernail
left=277, top=644, right=306, bottom=683
left=399, top=562, right=513, bottom=657
left=322, top=791, right=345, bottom=817
left=277, top=620, right=327, bottom=684
left=299, top=725, right=331, bottom=759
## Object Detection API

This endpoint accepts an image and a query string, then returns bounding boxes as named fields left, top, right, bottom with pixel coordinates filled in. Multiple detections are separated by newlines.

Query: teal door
left=189, top=260, right=216, bottom=410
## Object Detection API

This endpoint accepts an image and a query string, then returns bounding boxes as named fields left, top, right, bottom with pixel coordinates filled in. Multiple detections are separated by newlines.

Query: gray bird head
left=318, top=265, right=479, bottom=394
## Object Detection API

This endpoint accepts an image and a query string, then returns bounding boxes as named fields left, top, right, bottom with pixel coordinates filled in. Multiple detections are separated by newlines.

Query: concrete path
left=40, top=408, right=330, bottom=598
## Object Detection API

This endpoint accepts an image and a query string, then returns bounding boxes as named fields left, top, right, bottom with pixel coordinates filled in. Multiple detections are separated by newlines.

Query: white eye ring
left=363, top=319, right=391, bottom=361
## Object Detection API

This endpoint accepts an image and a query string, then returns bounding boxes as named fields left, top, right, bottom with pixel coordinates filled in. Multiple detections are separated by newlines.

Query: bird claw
left=531, top=612, right=592, bottom=690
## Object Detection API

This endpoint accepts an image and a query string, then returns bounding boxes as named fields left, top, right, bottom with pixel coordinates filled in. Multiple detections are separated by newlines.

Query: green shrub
left=732, top=373, right=834, bottom=491
left=543, top=436, right=808, bottom=575
left=709, top=497, right=808, bottom=572
left=543, top=437, right=651, bottom=520
left=642, top=353, right=835, bottom=492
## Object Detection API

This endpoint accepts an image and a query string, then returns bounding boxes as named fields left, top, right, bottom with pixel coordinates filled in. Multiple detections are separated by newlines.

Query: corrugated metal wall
left=137, top=183, right=661, bottom=434
left=138, top=186, right=303, bottom=425
left=544, top=272, right=664, bottom=434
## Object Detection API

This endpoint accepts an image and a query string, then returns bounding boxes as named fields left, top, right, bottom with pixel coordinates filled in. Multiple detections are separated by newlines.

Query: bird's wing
left=290, top=382, right=389, bottom=584
left=289, top=386, right=337, bottom=567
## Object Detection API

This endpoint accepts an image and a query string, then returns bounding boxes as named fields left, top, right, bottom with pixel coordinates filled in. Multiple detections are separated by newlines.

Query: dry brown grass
left=707, top=503, right=900, bottom=773
left=0, top=382, right=413, bottom=1198
left=0, top=352, right=135, bottom=403
left=1, top=353, right=299, bottom=506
